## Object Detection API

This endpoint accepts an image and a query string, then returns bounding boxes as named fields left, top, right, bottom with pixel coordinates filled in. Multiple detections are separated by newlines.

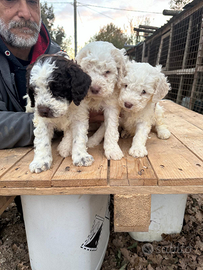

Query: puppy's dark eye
left=141, top=90, right=146, bottom=94
left=125, top=85, right=128, bottom=88
left=104, top=71, right=110, bottom=77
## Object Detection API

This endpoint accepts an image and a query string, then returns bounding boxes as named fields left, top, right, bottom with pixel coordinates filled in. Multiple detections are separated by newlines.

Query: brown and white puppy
left=26, top=52, right=93, bottom=173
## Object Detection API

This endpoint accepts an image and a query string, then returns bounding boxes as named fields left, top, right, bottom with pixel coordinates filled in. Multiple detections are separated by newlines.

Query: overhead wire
left=77, top=2, right=162, bottom=15
left=79, top=4, right=114, bottom=19
left=40, top=1, right=163, bottom=15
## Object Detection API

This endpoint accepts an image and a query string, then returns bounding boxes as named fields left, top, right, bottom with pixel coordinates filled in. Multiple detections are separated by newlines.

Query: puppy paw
left=129, top=145, right=148, bottom=158
left=29, top=158, right=52, bottom=173
left=57, top=143, right=72, bottom=157
left=105, top=145, right=124, bottom=160
left=157, top=128, right=171, bottom=140
left=73, top=153, right=94, bottom=167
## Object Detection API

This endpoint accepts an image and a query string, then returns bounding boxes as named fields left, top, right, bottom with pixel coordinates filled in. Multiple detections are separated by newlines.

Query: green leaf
left=119, top=263, right=128, bottom=270
left=127, top=242, right=138, bottom=250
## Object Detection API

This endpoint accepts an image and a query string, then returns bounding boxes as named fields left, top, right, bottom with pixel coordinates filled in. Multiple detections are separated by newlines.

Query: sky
left=41, top=0, right=172, bottom=52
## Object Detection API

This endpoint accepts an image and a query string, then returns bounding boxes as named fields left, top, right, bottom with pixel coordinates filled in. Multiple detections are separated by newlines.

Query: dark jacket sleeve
left=0, top=72, right=34, bottom=149
left=0, top=110, right=34, bottom=149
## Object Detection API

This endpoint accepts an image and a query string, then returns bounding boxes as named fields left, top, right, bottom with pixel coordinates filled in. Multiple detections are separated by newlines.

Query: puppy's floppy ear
left=152, top=65, right=171, bottom=103
left=75, top=48, right=90, bottom=65
left=26, top=63, right=35, bottom=107
left=111, top=48, right=127, bottom=89
left=66, top=62, right=92, bottom=106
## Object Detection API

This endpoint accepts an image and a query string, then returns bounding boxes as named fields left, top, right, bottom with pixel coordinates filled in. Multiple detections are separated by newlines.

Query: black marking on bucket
left=105, top=196, right=110, bottom=220
left=81, top=215, right=104, bottom=251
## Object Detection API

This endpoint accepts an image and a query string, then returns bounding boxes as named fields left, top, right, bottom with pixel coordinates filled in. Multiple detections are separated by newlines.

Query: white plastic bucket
left=21, top=194, right=110, bottom=270
left=129, top=194, right=188, bottom=242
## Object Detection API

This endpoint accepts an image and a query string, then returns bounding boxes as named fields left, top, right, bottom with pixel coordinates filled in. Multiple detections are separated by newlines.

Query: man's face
left=0, top=0, right=41, bottom=48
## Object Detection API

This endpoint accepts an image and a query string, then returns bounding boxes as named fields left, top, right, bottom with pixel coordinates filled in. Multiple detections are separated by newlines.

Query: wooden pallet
left=0, top=100, right=203, bottom=232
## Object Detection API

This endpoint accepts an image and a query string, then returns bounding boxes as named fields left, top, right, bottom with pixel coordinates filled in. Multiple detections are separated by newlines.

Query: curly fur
left=87, top=61, right=171, bottom=158
left=118, top=61, right=171, bottom=157
left=26, top=52, right=93, bottom=173
left=76, top=41, right=127, bottom=160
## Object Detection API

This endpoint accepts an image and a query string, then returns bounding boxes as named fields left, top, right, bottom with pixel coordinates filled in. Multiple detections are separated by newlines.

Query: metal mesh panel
left=193, top=72, right=203, bottom=113
left=186, top=7, right=203, bottom=68
left=127, top=1, right=203, bottom=114
left=144, top=44, right=148, bottom=58
left=169, top=17, right=190, bottom=70
left=166, top=75, right=181, bottom=102
left=148, top=37, right=161, bottom=66
left=134, top=44, right=143, bottom=62
left=167, top=73, right=203, bottom=113
left=178, top=74, right=194, bottom=106
left=160, top=35, right=170, bottom=68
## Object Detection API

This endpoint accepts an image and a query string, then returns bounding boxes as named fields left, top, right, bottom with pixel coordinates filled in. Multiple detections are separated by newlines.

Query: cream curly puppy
left=88, top=61, right=171, bottom=158
left=76, top=41, right=127, bottom=160
left=118, top=61, right=171, bottom=157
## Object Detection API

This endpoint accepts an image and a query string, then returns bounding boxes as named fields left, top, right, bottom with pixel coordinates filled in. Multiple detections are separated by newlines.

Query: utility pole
left=74, top=0, right=77, bottom=57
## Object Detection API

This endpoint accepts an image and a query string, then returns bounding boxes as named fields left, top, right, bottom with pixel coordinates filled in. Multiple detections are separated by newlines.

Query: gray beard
left=0, top=19, right=41, bottom=48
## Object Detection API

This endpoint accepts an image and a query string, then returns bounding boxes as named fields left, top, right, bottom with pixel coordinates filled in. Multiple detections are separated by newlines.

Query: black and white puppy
left=26, top=52, right=93, bottom=173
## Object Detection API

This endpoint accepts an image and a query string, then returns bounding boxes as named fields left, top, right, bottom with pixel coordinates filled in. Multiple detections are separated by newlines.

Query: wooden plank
left=127, top=155, right=157, bottom=186
left=114, top=194, right=151, bottom=232
left=109, top=138, right=157, bottom=186
left=109, top=139, right=129, bottom=186
left=0, top=147, right=32, bottom=177
left=0, top=142, right=63, bottom=188
left=1, top=185, right=203, bottom=196
left=0, top=100, right=202, bottom=195
left=52, top=143, right=108, bottom=187
left=161, top=100, right=203, bottom=130
left=0, top=196, right=15, bottom=215
left=164, top=112, right=203, bottom=160
left=147, top=133, right=203, bottom=186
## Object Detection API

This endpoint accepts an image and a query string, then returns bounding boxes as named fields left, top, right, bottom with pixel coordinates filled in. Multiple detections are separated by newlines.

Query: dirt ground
left=0, top=194, right=203, bottom=270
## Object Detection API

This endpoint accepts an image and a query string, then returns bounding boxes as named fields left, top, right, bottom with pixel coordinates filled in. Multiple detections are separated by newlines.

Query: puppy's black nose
left=90, top=86, right=101, bottom=94
left=124, top=102, right=133, bottom=109
left=37, top=105, right=53, bottom=118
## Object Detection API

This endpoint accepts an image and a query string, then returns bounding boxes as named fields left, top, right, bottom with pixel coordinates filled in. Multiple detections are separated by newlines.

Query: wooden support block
left=114, top=194, right=151, bottom=232
left=0, top=196, right=15, bottom=215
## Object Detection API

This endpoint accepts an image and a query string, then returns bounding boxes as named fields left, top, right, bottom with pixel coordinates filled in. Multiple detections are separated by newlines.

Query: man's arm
left=0, top=111, right=34, bottom=149
left=0, top=65, right=34, bottom=149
